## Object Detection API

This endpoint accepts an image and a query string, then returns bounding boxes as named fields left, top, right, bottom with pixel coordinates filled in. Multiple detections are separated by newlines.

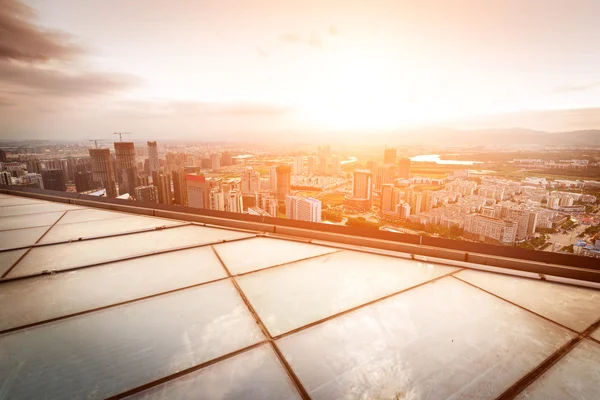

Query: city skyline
left=2, top=0, right=600, bottom=140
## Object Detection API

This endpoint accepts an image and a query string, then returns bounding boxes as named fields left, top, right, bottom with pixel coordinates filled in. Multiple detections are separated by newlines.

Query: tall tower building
left=241, top=167, right=260, bottom=195
left=384, top=147, right=397, bottom=165
left=374, top=165, right=394, bottom=191
left=221, top=152, right=232, bottom=167
left=89, top=148, right=117, bottom=198
left=226, top=190, right=243, bottom=213
left=410, top=191, right=422, bottom=215
left=172, top=169, right=186, bottom=205
left=0, top=171, right=12, bottom=185
left=276, top=164, right=291, bottom=201
left=186, top=173, right=209, bottom=209
left=147, top=141, right=160, bottom=173
left=41, top=169, right=66, bottom=191
left=209, top=187, right=225, bottom=211
left=380, top=184, right=398, bottom=214
left=152, top=170, right=172, bottom=204
left=211, top=154, right=221, bottom=172
left=293, top=156, right=303, bottom=175
left=398, top=158, right=411, bottom=179
left=286, top=195, right=322, bottom=222
left=114, top=142, right=138, bottom=196
left=352, top=170, right=372, bottom=203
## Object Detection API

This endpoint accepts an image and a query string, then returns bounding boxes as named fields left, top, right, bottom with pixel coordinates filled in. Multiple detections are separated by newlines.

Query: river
left=409, top=154, right=482, bottom=166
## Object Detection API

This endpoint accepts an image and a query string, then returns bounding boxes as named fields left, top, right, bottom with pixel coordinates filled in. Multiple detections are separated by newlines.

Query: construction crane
left=113, top=132, right=131, bottom=142
left=89, top=139, right=108, bottom=148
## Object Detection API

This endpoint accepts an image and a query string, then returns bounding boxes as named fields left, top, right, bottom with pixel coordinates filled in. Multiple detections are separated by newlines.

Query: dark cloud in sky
left=279, top=32, right=301, bottom=43
left=0, top=0, right=81, bottom=62
left=0, top=61, right=141, bottom=96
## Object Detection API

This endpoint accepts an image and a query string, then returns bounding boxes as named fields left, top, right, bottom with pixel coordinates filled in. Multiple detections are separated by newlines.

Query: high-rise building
left=226, top=190, right=243, bottom=213
left=269, top=166, right=277, bottom=192
left=559, top=195, right=574, bottom=206
left=276, top=164, right=291, bottom=201
left=410, top=192, right=422, bottom=215
left=399, top=203, right=411, bottom=219
left=501, top=206, right=538, bottom=240
left=398, top=158, right=411, bottom=179
left=152, top=170, right=172, bottom=205
left=209, top=187, right=225, bottom=211
left=74, top=171, right=97, bottom=193
left=352, top=170, right=372, bottom=203
left=221, top=152, right=233, bottom=167
left=374, top=165, right=394, bottom=191
left=547, top=194, right=560, bottom=210
left=318, top=157, right=327, bottom=175
left=147, top=141, right=160, bottom=172
left=380, top=184, right=398, bottom=214
left=172, top=169, right=186, bottom=205
left=0, top=171, right=12, bottom=185
left=286, top=195, right=322, bottom=222
left=211, top=154, right=221, bottom=172
left=0, top=149, right=7, bottom=163
left=135, top=185, right=158, bottom=203
left=384, top=147, right=397, bottom=165
left=293, top=156, right=303, bottom=175
left=307, top=156, right=316, bottom=174
left=89, top=148, right=117, bottom=197
left=114, top=142, right=138, bottom=196
left=241, top=167, right=260, bottom=195
left=261, top=195, right=278, bottom=217
left=186, top=173, right=209, bottom=209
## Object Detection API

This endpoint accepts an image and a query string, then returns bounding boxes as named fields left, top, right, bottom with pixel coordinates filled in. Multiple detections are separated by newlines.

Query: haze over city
left=2, top=0, right=600, bottom=141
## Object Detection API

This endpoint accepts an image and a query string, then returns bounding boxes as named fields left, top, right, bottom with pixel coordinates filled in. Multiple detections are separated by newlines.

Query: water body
left=341, top=156, right=358, bottom=165
left=410, top=154, right=482, bottom=165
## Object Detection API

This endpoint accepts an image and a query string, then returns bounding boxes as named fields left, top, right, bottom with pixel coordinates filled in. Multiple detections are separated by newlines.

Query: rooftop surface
left=0, top=192, right=599, bottom=399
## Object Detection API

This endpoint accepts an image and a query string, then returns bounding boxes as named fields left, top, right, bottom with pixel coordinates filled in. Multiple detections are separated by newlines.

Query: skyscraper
left=380, top=184, right=398, bottom=214
left=293, top=156, right=303, bottom=174
left=410, top=191, right=422, bottom=215
left=0, top=171, right=12, bottom=185
left=398, top=158, right=411, bottom=179
left=276, top=164, right=291, bottom=201
left=307, top=156, right=316, bottom=174
left=152, top=170, right=172, bottom=204
left=135, top=185, right=158, bottom=203
left=384, top=147, right=397, bottom=165
left=147, top=141, right=160, bottom=173
left=186, top=173, right=209, bottom=209
left=89, top=148, right=117, bottom=197
left=226, top=190, right=243, bottom=213
left=352, top=170, right=372, bottom=203
left=74, top=171, right=97, bottom=193
left=0, top=149, right=7, bottom=163
left=114, top=142, right=138, bottom=196
left=241, top=167, right=260, bottom=195
left=211, top=154, right=220, bottom=172
left=172, top=169, right=186, bottom=205
left=221, top=152, right=233, bottom=167
left=374, top=165, right=394, bottom=191
left=209, top=187, right=225, bottom=211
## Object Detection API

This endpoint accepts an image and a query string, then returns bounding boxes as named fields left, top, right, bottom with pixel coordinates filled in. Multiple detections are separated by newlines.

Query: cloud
left=279, top=32, right=302, bottom=43
left=115, top=100, right=291, bottom=118
left=0, top=0, right=81, bottom=62
left=308, top=31, right=323, bottom=48
left=329, top=25, right=338, bottom=36
left=552, top=82, right=600, bottom=94
left=0, top=61, right=141, bottom=97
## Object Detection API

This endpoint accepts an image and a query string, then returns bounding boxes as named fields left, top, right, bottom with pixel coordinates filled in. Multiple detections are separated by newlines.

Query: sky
left=1, top=0, right=600, bottom=141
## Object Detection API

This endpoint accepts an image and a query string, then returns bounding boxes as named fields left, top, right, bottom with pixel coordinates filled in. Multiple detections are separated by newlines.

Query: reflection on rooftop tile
left=0, top=226, right=48, bottom=250
left=8, top=225, right=254, bottom=278
left=128, top=344, right=301, bottom=400
left=0, top=246, right=227, bottom=332
left=0, top=211, right=64, bottom=231
left=277, top=278, right=575, bottom=400
left=456, top=269, right=600, bottom=332
left=38, top=215, right=183, bottom=244
left=0, top=280, right=264, bottom=399
left=515, top=339, right=600, bottom=400
left=57, top=208, right=128, bottom=224
left=0, top=202, right=80, bottom=217
left=0, top=197, right=45, bottom=207
left=214, top=237, right=338, bottom=275
left=237, top=250, right=458, bottom=336
left=0, top=249, right=27, bottom=277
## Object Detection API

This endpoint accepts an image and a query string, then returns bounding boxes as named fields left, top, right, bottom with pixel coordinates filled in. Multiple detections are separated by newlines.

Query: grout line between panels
left=233, top=249, right=344, bottom=277
left=0, top=234, right=258, bottom=284
left=210, top=245, right=312, bottom=400
left=1, top=211, right=68, bottom=279
left=108, top=341, right=269, bottom=400
left=273, top=268, right=465, bottom=341
left=0, top=221, right=193, bottom=254
left=0, top=276, right=230, bottom=336
left=452, top=275, right=580, bottom=335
